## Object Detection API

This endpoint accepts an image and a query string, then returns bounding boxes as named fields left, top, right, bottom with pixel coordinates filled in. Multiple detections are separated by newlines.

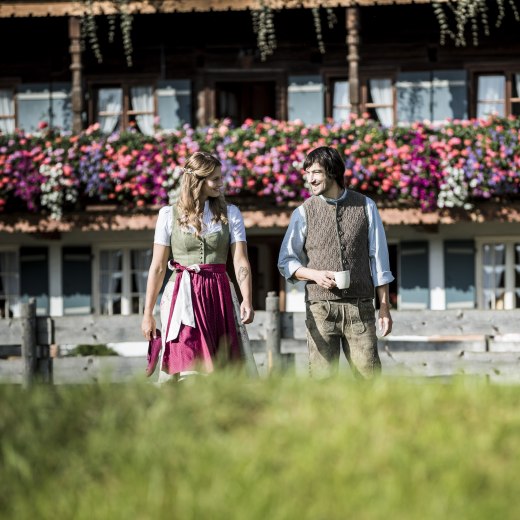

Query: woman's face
left=200, top=166, right=223, bottom=200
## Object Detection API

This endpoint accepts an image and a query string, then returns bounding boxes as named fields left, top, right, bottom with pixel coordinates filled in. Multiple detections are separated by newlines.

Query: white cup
left=334, top=270, right=350, bottom=290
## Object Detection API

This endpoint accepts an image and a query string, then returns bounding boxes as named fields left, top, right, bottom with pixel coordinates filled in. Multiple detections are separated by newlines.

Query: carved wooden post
left=69, top=16, right=83, bottom=133
left=346, top=7, right=360, bottom=116
left=21, top=299, right=37, bottom=388
left=265, top=291, right=281, bottom=373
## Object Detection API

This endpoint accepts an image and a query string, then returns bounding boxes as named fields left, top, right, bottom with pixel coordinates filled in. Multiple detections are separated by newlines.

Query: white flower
left=437, top=166, right=472, bottom=210
left=39, top=163, right=78, bottom=220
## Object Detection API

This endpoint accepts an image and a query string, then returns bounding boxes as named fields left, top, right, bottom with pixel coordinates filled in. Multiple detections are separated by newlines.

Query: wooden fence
left=1, top=294, right=520, bottom=385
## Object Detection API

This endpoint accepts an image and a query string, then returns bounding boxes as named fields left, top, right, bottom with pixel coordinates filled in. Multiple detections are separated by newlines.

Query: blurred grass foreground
left=1, top=375, right=520, bottom=519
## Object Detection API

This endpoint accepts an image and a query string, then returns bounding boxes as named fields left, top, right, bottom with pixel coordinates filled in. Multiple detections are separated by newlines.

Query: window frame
left=0, top=247, right=20, bottom=318
left=360, top=71, right=397, bottom=126
left=324, top=69, right=349, bottom=121
left=87, top=76, right=158, bottom=133
left=93, top=243, right=152, bottom=316
left=205, top=70, right=287, bottom=123
left=469, top=66, right=520, bottom=118
left=324, top=68, right=397, bottom=124
left=475, top=237, right=519, bottom=310
left=0, top=79, right=17, bottom=132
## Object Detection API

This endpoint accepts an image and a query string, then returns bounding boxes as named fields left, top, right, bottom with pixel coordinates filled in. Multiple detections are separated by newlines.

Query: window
left=96, top=247, right=152, bottom=315
left=20, top=247, right=49, bottom=316
left=398, top=242, right=429, bottom=310
left=157, top=80, right=192, bottom=131
left=474, top=71, right=520, bottom=117
left=288, top=75, right=324, bottom=125
left=331, top=80, right=350, bottom=122
left=0, top=251, right=19, bottom=318
left=17, top=83, right=72, bottom=133
left=93, top=80, right=192, bottom=134
left=512, top=74, right=520, bottom=116
left=397, top=70, right=467, bottom=124
left=62, top=247, right=92, bottom=315
left=479, top=241, right=520, bottom=310
left=0, top=88, right=15, bottom=134
left=444, top=241, right=475, bottom=309
left=476, top=75, right=505, bottom=118
left=131, top=249, right=152, bottom=314
left=99, top=250, right=123, bottom=315
left=328, top=75, right=394, bottom=125
left=96, top=85, right=154, bottom=135
left=364, top=78, right=394, bottom=126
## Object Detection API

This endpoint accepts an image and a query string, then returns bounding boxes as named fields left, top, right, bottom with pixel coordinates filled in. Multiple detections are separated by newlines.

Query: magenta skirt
left=161, top=263, right=241, bottom=374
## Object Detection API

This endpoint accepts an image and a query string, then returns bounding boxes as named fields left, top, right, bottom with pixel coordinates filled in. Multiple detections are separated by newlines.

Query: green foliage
left=433, top=0, right=520, bottom=47
left=66, top=344, right=119, bottom=357
left=1, top=375, right=520, bottom=519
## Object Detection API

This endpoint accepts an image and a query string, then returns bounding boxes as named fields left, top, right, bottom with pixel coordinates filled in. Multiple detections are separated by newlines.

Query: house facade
left=0, top=0, right=519, bottom=318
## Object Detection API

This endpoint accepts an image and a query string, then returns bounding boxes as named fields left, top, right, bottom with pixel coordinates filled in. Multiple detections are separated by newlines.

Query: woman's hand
left=141, top=314, right=157, bottom=341
left=240, top=302, right=254, bottom=324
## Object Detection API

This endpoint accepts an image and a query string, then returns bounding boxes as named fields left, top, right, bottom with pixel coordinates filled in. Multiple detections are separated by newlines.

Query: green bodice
left=169, top=206, right=230, bottom=279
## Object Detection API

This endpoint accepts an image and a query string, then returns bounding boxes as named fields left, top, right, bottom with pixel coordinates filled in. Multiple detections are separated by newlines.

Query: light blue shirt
left=278, top=190, right=394, bottom=288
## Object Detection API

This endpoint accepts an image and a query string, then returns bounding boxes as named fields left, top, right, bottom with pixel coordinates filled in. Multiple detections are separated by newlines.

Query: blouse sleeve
left=228, top=205, right=247, bottom=244
left=153, top=206, right=172, bottom=246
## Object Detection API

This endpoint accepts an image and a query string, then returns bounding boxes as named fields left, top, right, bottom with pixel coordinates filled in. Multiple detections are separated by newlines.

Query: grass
left=1, top=374, right=520, bottom=519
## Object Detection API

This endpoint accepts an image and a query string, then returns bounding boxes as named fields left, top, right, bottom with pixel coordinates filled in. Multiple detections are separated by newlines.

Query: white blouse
left=154, top=202, right=247, bottom=246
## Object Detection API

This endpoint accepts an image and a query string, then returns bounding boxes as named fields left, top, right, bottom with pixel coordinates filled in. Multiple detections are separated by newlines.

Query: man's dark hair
left=303, top=146, right=345, bottom=188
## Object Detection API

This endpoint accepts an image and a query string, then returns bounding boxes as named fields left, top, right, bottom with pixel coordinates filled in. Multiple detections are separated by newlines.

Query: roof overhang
left=0, top=204, right=519, bottom=234
left=0, top=0, right=437, bottom=18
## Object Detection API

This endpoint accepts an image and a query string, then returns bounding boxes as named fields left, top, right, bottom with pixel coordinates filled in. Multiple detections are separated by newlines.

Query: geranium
left=0, top=115, right=519, bottom=218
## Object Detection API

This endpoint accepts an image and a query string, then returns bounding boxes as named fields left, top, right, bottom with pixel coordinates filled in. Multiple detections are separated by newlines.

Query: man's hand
left=378, top=304, right=393, bottom=337
left=312, top=270, right=337, bottom=290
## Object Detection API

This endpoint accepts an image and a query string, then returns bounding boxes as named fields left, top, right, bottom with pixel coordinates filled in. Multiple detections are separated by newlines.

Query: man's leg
left=341, top=299, right=381, bottom=379
left=305, top=300, right=342, bottom=378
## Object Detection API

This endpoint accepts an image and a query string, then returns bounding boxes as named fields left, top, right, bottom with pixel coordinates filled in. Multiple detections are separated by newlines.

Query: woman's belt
left=165, top=261, right=226, bottom=342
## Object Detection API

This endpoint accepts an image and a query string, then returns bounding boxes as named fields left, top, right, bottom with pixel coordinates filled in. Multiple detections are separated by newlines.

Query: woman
left=141, top=151, right=256, bottom=381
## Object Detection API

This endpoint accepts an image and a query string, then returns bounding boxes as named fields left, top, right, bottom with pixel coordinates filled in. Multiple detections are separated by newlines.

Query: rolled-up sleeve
left=366, top=198, right=395, bottom=287
left=228, top=204, right=247, bottom=244
left=277, top=207, right=308, bottom=283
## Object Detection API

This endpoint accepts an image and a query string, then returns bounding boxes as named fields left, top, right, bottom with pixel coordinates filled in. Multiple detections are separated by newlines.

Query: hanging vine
left=82, top=0, right=103, bottom=63
left=107, top=13, right=117, bottom=44
left=433, top=0, right=519, bottom=47
left=251, top=1, right=277, bottom=61
left=326, top=7, right=338, bottom=30
left=79, top=0, right=134, bottom=67
left=312, top=8, right=326, bottom=54
left=251, top=4, right=337, bottom=60
left=119, top=0, right=134, bottom=67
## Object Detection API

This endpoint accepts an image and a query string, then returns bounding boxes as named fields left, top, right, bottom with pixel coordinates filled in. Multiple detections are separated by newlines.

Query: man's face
left=305, top=162, right=334, bottom=196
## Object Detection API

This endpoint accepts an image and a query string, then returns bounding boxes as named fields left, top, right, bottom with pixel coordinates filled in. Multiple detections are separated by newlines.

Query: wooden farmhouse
left=0, top=0, right=519, bottom=320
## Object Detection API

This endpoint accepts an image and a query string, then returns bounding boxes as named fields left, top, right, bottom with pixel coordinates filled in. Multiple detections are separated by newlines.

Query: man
left=278, top=146, right=394, bottom=378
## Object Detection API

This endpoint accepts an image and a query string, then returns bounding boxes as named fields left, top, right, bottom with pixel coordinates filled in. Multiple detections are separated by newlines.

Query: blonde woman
left=141, top=151, right=256, bottom=381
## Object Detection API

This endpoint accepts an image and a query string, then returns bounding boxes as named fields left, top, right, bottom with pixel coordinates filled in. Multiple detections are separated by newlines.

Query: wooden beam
left=0, top=0, right=441, bottom=18
left=69, top=16, right=83, bottom=134
left=346, top=6, right=360, bottom=115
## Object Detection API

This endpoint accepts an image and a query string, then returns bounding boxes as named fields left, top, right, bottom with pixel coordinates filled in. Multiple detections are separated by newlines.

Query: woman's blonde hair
left=176, top=151, right=228, bottom=235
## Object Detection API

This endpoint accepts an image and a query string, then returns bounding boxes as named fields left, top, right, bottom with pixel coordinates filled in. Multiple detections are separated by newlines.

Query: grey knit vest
left=303, top=191, right=374, bottom=301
